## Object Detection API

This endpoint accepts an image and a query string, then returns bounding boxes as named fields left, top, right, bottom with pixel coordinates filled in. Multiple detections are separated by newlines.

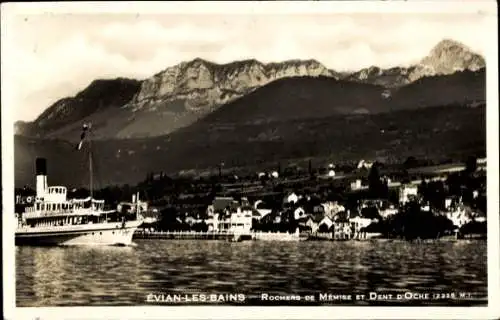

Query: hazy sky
left=1, top=2, right=496, bottom=122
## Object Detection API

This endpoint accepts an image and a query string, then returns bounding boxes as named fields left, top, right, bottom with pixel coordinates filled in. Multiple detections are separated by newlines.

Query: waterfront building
left=297, top=215, right=315, bottom=231
left=206, top=196, right=239, bottom=216
left=349, top=215, right=373, bottom=234
left=333, top=221, right=352, bottom=240
left=117, top=195, right=148, bottom=215
left=318, top=201, right=345, bottom=219
left=206, top=210, right=252, bottom=233
left=206, top=199, right=253, bottom=232
left=317, top=216, right=334, bottom=233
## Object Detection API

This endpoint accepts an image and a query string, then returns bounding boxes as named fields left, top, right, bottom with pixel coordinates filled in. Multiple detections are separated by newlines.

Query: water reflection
left=16, top=240, right=487, bottom=306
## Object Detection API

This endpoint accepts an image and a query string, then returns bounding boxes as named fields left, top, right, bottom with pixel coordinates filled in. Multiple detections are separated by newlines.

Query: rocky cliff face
left=344, top=66, right=417, bottom=88
left=417, top=39, right=485, bottom=75
left=343, top=39, right=485, bottom=87
left=129, top=58, right=334, bottom=112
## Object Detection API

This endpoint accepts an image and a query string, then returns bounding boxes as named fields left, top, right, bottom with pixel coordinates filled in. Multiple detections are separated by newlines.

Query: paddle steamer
left=15, top=124, right=143, bottom=246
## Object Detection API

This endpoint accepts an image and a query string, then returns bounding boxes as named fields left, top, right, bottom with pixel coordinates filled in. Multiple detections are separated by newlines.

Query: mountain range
left=16, top=39, right=485, bottom=140
left=14, top=39, right=487, bottom=187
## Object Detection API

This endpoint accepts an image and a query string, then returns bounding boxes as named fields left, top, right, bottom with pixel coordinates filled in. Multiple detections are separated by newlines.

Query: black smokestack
left=35, top=158, right=47, bottom=175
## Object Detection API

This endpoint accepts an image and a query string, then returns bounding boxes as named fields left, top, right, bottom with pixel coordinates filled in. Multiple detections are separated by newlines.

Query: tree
left=368, top=163, right=387, bottom=198
left=403, top=156, right=418, bottom=169
left=368, top=163, right=381, bottom=195
left=465, top=156, right=478, bottom=175
left=388, top=201, right=455, bottom=240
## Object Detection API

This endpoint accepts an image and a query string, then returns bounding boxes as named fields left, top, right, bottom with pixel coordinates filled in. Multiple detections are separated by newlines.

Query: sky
left=1, top=2, right=497, bottom=122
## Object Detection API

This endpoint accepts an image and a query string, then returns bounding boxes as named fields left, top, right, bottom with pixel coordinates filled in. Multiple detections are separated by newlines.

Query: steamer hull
left=15, top=220, right=142, bottom=246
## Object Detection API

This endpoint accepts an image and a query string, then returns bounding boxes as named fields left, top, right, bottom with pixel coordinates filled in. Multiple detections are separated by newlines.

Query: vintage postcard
left=2, top=1, right=499, bottom=319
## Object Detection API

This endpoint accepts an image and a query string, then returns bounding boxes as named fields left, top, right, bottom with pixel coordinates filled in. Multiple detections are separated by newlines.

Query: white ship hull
left=15, top=220, right=142, bottom=246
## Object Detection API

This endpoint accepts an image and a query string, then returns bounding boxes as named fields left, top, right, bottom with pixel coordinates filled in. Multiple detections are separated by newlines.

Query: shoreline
left=132, top=230, right=486, bottom=242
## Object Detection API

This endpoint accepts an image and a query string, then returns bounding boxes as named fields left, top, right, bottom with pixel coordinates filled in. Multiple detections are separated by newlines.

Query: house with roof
left=320, top=201, right=345, bottom=219
left=444, top=196, right=463, bottom=210
left=308, top=212, right=326, bottom=233
left=293, top=207, right=307, bottom=220
left=284, top=192, right=299, bottom=205
left=205, top=196, right=255, bottom=232
left=445, top=204, right=474, bottom=228
left=254, top=200, right=273, bottom=220
left=205, top=206, right=253, bottom=233
left=357, top=160, right=374, bottom=170
left=360, top=199, right=389, bottom=210
left=333, top=221, right=352, bottom=240
left=317, top=216, right=334, bottom=233
left=206, top=196, right=239, bottom=217
left=349, top=215, right=374, bottom=237
left=297, top=215, right=315, bottom=231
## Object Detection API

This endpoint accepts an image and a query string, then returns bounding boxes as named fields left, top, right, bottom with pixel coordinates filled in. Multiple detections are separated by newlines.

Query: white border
left=2, top=1, right=499, bottom=320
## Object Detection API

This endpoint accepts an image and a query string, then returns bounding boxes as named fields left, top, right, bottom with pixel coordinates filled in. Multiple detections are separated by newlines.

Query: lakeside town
left=15, top=155, right=487, bottom=242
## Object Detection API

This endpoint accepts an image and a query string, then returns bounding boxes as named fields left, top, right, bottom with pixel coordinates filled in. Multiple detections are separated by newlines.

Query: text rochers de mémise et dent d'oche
left=146, top=292, right=476, bottom=303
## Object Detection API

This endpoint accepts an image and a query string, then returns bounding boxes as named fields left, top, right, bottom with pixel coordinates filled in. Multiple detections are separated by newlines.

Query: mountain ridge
left=342, top=39, right=485, bottom=87
left=15, top=39, right=485, bottom=140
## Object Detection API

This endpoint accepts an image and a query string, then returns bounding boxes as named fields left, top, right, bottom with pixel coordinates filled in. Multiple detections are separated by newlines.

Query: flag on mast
left=76, top=123, right=90, bottom=150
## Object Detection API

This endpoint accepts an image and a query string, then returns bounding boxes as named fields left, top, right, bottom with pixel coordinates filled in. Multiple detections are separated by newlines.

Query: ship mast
left=88, top=123, right=93, bottom=208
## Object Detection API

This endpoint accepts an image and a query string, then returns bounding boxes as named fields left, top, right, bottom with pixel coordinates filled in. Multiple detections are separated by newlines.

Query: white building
left=316, top=216, right=334, bottom=233
left=399, top=184, right=418, bottom=204
left=446, top=205, right=472, bottom=228
left=333, top=221, right=352, bottom=240
left=350, top=179, right=364, bottom=191
left=357, top=160, right=373, bottom=170
left=320, top=202, right=345, bottom=218
left=349, top=216, right=373, bottom=230
left=379, top=206, right=398, bottom=219
left=206, top=207, right=253, bottom=233
left=294, top=207, right=307, bottom=220
left=284, top=192, right=299, bottom=204
left=476, top=158, right=486, bottom=165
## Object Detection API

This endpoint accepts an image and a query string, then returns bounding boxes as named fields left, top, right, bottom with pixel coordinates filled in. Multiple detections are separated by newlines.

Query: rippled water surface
left=16, top=240, right=487, bottom=306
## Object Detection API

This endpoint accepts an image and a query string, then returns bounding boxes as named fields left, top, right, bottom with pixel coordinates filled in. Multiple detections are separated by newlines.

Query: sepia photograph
left=1, top=1, right=499, bottom=319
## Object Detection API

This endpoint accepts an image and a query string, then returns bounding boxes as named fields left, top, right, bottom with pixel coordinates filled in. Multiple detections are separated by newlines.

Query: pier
left=134, top=230, right=307, bottom=241
left=133, top=230, right=253, bottom=241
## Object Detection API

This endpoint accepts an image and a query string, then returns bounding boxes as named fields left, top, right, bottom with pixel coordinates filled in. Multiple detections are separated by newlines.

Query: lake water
left=16, top=240, right=487, bottom=307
